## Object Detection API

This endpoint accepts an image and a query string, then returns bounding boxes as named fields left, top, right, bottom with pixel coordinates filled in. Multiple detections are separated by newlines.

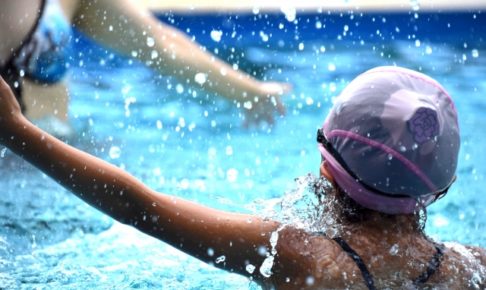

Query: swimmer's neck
left=337, top=213, right=424, bottom=240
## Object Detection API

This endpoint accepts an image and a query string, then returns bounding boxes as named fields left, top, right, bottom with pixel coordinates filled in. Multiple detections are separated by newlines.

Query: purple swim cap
left=317, top=66, right=460, bottom=214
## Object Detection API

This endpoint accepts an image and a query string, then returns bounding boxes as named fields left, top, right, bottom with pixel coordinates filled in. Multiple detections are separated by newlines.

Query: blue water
left=1, top=11, right=485, bottom=289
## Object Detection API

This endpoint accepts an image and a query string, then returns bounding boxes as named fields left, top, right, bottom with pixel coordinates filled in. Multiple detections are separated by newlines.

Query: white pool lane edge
left=141, top=0, right=486, bottom=12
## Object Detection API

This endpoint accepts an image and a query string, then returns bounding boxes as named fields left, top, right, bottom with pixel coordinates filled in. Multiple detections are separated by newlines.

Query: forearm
left=74, top=0, right=262, bottom=101
left=2, top=114, right=155, bottom=225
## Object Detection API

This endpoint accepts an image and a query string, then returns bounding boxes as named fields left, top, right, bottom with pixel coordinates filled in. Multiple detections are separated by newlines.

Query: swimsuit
left=331, top=236, right=444, bottom=289
left=0, top=0, right=73, bottom=111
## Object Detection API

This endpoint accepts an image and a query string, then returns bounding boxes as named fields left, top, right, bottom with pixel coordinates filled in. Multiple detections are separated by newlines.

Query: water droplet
left=328, top=63, right=336, bottom=71
left=179, top=179, right=190, bottom=189
left=210, top=30, right=223, bottom=42
left=194, top=73, right=207, bottom=85
left=305, top=276, right=315, bottom=286
left=178, top=117, right=186, bottom=128
left=150, top=50, right=158, bottom=59
left=207, top=248, right=214, bottom=256
left=156, top=120, right=163, bottom=130
left=472, top=49, right=479, bottom=58
left=0, top=147, right=7, bottom=158
left=246, top=264, right=256, bottom=274
left=243, top=101, right=253, bottom=110
left=176, top=84, right=184, bottom=94
left=259, top=255, right=274, bottom=277
left=257, top=246, right=267, bottom=256
left=259, top=31, right=269, bottom=42
left=215, top=255, right=226, bottom=264
left=389, top=244, right=399, bottom=255
left=146, top=37, right=155, bottom=47
left=225, top=146, right=233, bottom=156
left=109, top=146, right=121, bottom=159
left=433, top=215, right=449, bottom=227
left=305, top=97, right=314, bottom=105
left=124, top=96, right=136, bottom=117
left=227, top=168, right=238, bottom=182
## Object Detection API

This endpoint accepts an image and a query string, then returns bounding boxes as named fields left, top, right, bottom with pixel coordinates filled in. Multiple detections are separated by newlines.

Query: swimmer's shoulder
left=269, top=227, right=363, bottom=289
left=464, top=244, right=486, bottom=266
left=431, top=242, right=486, bottom=289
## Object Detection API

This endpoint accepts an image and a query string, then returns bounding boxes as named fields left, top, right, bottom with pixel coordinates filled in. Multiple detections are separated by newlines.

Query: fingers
left=241, top=80, right=291, bottom=128
left=0, top=76, right=10, bottom=91
left=279, top=83, right=293, bottom=96
left=242, top=98, right=278, bottom=128
left=0, top=76, right=16, bottom=99
left=273, top=96, right=286, bottom=116
left=262, top=82, right=290, bottom=116
left=0, top=76, right=22, bottom=119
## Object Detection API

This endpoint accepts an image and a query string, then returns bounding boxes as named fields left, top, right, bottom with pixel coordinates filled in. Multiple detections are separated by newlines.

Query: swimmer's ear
left=320, top=161, right=335, bottom=183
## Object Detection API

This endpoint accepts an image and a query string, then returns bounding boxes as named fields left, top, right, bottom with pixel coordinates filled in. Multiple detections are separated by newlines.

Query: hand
left=243, top=81, right=291, bottom=127
left=0, top=76, right=23, bottom=142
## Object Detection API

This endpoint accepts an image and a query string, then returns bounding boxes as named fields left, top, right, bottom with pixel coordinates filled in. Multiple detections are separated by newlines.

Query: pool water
left=1, top=10, right=485, bottom=289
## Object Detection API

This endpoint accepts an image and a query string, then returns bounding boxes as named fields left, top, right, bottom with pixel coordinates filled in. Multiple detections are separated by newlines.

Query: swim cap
left=317, top=66, right=460, bottom=214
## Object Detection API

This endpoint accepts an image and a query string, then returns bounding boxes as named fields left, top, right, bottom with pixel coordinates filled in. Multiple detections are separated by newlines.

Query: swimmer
left=0, top=67, right=484, bottom=289
left=0, top=0, right=289, bottom=126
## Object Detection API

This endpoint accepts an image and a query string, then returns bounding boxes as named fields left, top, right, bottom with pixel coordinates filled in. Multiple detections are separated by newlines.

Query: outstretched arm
left=71, top=0, right=290, bottom=125
left=0, top=77, right=280, bottom=282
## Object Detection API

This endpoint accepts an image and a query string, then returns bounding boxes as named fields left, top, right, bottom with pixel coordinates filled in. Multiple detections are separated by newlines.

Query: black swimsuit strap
left=0, top=0, right=46, bottom=112
left=332, top=237, right=377, bottom=290
left=413, top=243, right=444, bottom=285
left=329, top=234, right=444, bottom=289
left=4, top=0, right=47, bottom=66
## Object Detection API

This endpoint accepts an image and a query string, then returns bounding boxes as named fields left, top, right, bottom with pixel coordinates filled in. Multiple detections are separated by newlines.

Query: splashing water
left=259, top=227, right=281, bottom=277
left=259, top=173, right=336, bottom=234
left=256, top=174, right=342, bottom=278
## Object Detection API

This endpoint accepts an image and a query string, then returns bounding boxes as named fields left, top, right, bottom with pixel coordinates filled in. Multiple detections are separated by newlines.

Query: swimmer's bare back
left=0, top=77, right=484, bottom=289
left=271, top=227, right=485, bottom=289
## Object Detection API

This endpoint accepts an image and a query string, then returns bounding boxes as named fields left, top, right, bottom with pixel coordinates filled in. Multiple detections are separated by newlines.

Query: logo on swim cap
left=407, top=107, right=440, bottom=144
